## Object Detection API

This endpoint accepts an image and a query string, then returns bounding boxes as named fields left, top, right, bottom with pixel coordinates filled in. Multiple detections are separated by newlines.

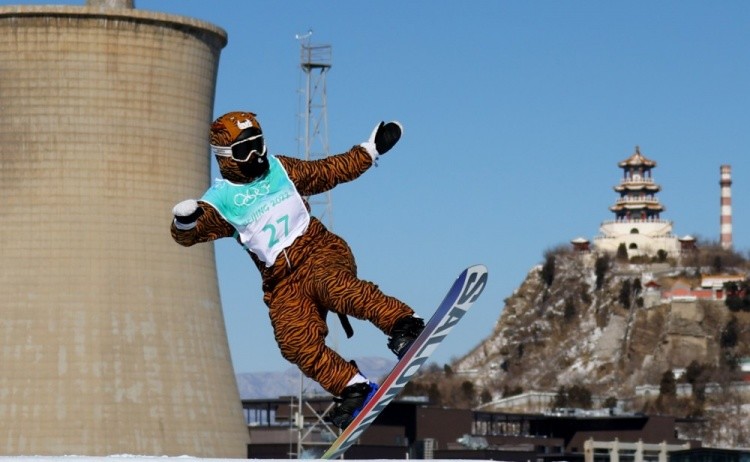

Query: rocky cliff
left=456, top=252, right=745, bottom=393
left=411, top=248, right=750, bottom=447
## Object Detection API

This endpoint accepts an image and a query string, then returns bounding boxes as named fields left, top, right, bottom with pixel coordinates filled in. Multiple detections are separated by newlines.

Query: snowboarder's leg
left=309, top=234, right=415, bottom=335
left=267, top=280, right=358, bottom=396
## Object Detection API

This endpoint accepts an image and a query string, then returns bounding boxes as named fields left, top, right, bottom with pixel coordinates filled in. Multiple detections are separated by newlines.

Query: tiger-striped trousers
left=263, top=230, right=414, bottom=396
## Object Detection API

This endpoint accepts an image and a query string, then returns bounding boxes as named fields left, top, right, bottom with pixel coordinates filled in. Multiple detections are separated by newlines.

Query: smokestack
left=720, top=165, right=733, bottom=250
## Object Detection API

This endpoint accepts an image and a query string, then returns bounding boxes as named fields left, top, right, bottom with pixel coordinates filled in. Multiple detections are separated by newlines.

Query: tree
left=461, top=381, right=476, bottom=405
left=563, top=298, right=577, bottom=322
left=653, top=369, right=679, bottom=415
left=724, top=280, right=750, bottom=312
left=603, top=396, right=618, bottom=409
left=684, top=360, right=708, bottom=403
left=553, top=385, right=592, bottom=409
left=713, top=255, right=723, bottom=273
left=720, top=316, right=739, bottom=349
left=595, top=255, right=610, bottom=290
left=725, top=295, right=744, bottom=312
left=656, top=249, right=668, bottom=262
left=619, top=280, right=632, bottom=307
left=688, top=239, right=747, bottom=270
left=659, top=370, right=677, bottom=398
left=684, top=360, right=705, bottom=384
left=443, top=364, right=454, bottom=377
left=541, top=254, right=556, bottom=287
left=568, top=384, right=593, bottom=409
left=553, top=386, right=568, bottom=408
left=428, top=383, right=441, bottom=405
left=724, top=281, right=740, bottom=294
left=502, top=385, right=523, bottom=398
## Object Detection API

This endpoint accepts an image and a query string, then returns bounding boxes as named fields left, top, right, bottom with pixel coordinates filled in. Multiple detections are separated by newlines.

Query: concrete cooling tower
left=0, top=1, right=250, bottom=457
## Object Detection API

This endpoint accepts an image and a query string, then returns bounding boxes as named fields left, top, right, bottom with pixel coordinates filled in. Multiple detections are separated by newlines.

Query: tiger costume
left=171, top=111, right=424, bottom=429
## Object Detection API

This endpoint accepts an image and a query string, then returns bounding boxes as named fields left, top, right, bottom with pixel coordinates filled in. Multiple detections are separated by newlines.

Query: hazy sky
left=10, top=0, right=750, bottom=375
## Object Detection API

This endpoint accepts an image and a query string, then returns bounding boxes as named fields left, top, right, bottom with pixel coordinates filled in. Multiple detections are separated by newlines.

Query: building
left=242, top=397, right=698, bottom=460
left=671, top=447, right=750, bottom=462
left=659, top=274, right=746, bottom=301
left=594, top=146, right=679, bottom=258
left=571, top=237, right=592, bottom=252
left=0, top=1, right=249, bottom=457
left=584, top=439, right=690, bottom=462
left=678, top=235, right=698, bottom=253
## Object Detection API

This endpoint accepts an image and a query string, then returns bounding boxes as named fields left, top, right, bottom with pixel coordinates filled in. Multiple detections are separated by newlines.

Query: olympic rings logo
left=233, top=181, right=271, bottom=206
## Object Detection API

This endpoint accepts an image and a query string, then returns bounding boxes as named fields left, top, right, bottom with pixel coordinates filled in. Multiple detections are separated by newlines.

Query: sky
left=9, top=0, right=750, bottom=375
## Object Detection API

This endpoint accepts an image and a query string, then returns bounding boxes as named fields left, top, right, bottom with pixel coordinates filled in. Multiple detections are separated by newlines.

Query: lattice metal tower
left=292, top=31, right=339, bottom=459
left=297, top=32, right=334, bottom=228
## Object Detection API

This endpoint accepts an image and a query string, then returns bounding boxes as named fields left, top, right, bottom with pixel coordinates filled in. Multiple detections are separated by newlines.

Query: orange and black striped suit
left=171, top=146, right=414, bottom=396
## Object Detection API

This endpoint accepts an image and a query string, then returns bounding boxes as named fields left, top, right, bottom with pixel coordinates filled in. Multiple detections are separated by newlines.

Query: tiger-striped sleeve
left=277, top=146, right=373, bottom=196
left=170, top=201, right=235, bottom=247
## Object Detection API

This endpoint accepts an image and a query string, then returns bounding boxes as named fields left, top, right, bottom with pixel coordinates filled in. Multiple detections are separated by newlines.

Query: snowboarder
left=170, top=111, right=424, bottom=429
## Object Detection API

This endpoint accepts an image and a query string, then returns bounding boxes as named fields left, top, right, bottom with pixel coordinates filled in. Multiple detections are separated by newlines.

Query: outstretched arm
left=281, top=121, right=403, bottom=196
left=170, top=199, right=234, bottom=246
left=278, top=147, right=371, bottom=196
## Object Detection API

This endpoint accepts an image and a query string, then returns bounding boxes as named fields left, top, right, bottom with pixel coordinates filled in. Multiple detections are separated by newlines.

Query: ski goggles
left=211, top=129, right=265, bottom=162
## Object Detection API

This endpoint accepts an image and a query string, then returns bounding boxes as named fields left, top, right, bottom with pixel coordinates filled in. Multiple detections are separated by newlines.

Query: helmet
left=209, top=111, right=267, bottom=162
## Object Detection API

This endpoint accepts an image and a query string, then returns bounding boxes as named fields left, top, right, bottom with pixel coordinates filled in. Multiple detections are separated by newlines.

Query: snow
left=0, top=458, right=479, bottom=462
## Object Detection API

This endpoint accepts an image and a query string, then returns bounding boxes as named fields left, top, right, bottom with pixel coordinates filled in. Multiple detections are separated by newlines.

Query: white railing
left=619, top=176, right=655, bottom=184
left=612, top=196, right=661, bottom=204
left=599, top=218, right=672, bottom=225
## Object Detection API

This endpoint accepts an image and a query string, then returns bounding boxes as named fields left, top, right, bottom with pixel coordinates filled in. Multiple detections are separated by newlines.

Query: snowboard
left=321, top=264, right=488, bottom=460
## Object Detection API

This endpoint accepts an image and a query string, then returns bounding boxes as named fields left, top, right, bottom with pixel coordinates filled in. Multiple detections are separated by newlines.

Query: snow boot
left=387, top=316, right=425, bottom=359
left=327, top=381, right=379, bottom=430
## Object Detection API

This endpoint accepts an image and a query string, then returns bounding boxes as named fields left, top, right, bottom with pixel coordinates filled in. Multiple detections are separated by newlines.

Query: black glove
left=360, top=120, right=403, bottom=160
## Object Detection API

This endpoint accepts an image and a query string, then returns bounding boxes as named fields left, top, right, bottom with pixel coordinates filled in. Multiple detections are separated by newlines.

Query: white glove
left=172, top=199, right=203, bottom=230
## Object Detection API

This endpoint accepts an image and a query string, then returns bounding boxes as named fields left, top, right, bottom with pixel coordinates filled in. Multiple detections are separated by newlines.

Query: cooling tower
left=0, top=3, right=250, bottom=457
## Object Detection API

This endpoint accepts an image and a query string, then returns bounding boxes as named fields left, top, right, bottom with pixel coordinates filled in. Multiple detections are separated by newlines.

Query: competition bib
left=201, top=156, right=310, bottom=266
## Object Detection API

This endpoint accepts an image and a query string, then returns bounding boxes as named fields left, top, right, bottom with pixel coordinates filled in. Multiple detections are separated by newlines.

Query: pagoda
left=594, top=146, right=679, bottom=257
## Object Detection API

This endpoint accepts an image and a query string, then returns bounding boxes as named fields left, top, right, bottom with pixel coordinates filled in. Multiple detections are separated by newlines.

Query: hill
left=408, top=246, right=750, bottom=448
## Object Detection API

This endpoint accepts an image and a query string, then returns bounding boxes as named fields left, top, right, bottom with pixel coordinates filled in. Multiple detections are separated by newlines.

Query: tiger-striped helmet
left=209, top=111, right=267, bottom=162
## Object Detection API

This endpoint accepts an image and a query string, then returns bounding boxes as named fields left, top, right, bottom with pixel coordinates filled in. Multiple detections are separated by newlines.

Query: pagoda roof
left=614, top=183, right=661, bottom=192
left=618, top=146, right=657, bottom=168
left=609, top=203, right=665, bottom=212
